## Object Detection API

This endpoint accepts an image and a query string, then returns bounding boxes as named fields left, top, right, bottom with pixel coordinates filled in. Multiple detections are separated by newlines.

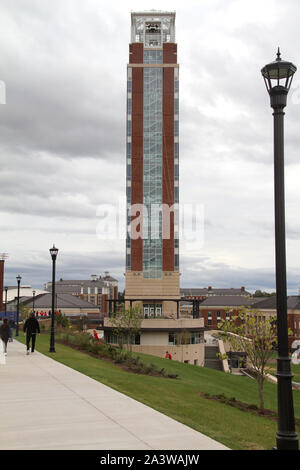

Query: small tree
left=76, top=315, right=88, bottom=332
left=110, top=304, right=143, bottom=353
left=253, top=290, right=276, bottom=298
left=176, top=329, right=190, bottom=346
left=55, top=312, right=70, bottom=329
left=20, top=304, right=31, bottom=322
left=218, top=307, right=277, bottom=410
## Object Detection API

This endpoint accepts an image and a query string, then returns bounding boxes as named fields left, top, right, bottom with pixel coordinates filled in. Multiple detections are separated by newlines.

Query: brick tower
left=125, top=11, right=180, bottom=317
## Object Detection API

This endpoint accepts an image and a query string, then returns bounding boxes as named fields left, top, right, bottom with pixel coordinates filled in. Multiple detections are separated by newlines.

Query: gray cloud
left=0, top=1, right=127, bottom=160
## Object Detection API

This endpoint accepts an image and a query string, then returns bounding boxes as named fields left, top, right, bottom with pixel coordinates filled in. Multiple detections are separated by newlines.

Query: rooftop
left=252, top=296, right=300, bottom=310
left=8, top=292, right=99, bottom=310
left=199, top=296, right=257, bottom=307
left=181, top=287, right=251, bottom=297
left=46, top=273, right=118, bottom=290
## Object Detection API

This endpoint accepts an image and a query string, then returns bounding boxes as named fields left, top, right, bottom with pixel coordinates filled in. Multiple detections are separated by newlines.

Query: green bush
left=88, top=342, right=103, bottom=355
left=247, top=404, right=259, bottom=410
left=167, top=373, right=179, bottom=379
left=55, top=312, right=70, bottom=329
left=56, top=333, right=178, bottom=379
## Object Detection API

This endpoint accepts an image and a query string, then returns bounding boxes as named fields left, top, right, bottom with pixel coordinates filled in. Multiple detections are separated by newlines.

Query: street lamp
left=16, top=275, right=22, bottom=336
left=4, top=286, right=8, bottom=316
left=49, top=245, right=59, bottom=353
left=32, top=290, right=36, bottom=315
left=261, top=49, right=298, bottom=451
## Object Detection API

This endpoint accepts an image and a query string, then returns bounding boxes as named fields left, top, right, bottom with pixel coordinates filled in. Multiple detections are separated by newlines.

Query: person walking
left=23, top=312, right=40, bottom=355
left=0, top=318, right=11, bottom=355
left=8, top=315, right=15, bottom=342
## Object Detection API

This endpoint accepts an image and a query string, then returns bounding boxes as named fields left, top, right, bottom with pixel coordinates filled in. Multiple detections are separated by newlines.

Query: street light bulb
left=49, top=245, right=59, bottom=258
left=261, top=49, right=297, bottom=94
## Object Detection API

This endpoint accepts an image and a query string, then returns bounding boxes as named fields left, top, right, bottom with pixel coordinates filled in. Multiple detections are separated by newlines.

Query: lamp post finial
left=276, top=47, right=282, bottom=62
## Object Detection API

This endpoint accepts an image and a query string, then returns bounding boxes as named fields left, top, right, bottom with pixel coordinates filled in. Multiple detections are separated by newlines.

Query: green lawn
left=16, top=333, right=300, bottom=451
left=266, top=352, right=300, bottom=383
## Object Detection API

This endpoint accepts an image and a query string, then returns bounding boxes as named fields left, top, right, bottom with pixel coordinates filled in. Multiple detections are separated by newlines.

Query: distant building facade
left=180, top=287, right=251, bottom=319
left=199, top=296, right=258, bottom=329
left=104, top=317, right=205, bottom=365
left=6, top=292, right=101, bottom=327
left=181, top=286, right=251, bottom=301
left=197, top=294, right=300, bottom=346
left=3, top=286, right=48, bottom=304
left=45, top=273, right=118, bottom=315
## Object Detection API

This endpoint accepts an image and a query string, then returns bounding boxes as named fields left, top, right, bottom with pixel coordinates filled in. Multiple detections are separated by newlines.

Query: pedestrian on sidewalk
left=23, top=312, right=40, bottom=355
left=8, top=315, right=15, bottom=342
left=0, top=318, right=11, bottom=355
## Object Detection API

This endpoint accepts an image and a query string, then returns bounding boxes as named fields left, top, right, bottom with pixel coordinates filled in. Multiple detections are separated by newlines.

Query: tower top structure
left=131, top=11, right=176, bottom=46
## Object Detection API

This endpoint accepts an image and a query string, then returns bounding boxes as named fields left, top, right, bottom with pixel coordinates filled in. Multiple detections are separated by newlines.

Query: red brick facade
left=162, top=66, right=175, bottom=271
left=163, top=43, right=177, bottom=64
left=131, top=59, right=144, bottom=271
left=129, top=42, right=178, bottom=274
left=200, top=305, right=300, bottom=347
left=200, top=307, right=234, bottom=330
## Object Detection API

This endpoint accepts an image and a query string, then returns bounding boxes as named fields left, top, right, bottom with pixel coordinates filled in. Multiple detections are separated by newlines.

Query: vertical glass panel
left=143, top=67, right=163, bottom=279
left=174, top=186, right=179, bottom=203
left=174, top=143, right=179, bottom=158
left=174, top=98, right=179, bottom=115
left=174, top=120, right=179, bottom=136
left=127, top=120, right=132, bottom=136
left=127, top=98, right=132, bottom=114
left=144, top=50, right=163, bottom=64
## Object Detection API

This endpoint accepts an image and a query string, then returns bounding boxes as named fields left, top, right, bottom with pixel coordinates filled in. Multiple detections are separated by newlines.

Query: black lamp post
left=49, top=245, right=59, bottom=353
left=4, top=286, right=8, bottom=316
left=261, top=49, right=298, bottom=451
left=32, top=290, right=36, bottom=315
left=16, top=275, right=21, bottom=336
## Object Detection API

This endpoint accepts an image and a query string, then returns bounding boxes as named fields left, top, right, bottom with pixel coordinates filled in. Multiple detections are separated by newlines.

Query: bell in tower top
left=131, top=10, right=176, bottom=47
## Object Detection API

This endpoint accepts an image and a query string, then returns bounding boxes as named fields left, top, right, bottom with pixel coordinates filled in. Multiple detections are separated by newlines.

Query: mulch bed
left=55, top=338, right=178, bottom=379
left=199, top=392, right=300, bottom=429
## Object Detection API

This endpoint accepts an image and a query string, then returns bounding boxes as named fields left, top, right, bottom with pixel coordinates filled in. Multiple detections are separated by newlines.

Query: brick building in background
left=45, top=273, right=118, bottom=315
left=197, top=295, right=300, bottom=346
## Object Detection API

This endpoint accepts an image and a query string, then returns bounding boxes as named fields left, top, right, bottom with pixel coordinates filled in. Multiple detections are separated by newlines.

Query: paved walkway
left=0, top=340, right=228, bottom=450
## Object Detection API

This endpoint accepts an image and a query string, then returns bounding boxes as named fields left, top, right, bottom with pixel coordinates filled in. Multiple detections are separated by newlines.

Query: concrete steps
left=204, top=346, right=223, bottom=371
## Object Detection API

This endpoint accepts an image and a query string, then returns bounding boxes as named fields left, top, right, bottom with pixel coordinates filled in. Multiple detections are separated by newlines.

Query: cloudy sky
left=1, top=0, right=300, bottom=294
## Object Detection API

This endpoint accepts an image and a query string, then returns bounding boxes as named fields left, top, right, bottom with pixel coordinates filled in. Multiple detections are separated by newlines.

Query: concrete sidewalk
left=0, top=340, right=228, bottom=450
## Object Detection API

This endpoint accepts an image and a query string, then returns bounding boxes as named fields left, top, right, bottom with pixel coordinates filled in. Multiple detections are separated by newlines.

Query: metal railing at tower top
left=131, top=11, right=176, bottom=45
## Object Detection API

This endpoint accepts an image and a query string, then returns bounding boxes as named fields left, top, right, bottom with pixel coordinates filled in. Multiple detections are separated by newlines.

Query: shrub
left=56, top=332, right=178, bottom=379
left=247, top=404, right=259, bottom=410
left=55, top=312, right=70, bottom=329
left=88, top=342, right=103, bottom=355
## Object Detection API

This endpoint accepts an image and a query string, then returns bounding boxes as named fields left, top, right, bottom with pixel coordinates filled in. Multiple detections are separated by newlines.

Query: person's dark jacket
left=0, top=323, right=11, bottom=343
left=23, top=316, right=40, bottom=335
left=8, top=318, right=15, bottom=328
